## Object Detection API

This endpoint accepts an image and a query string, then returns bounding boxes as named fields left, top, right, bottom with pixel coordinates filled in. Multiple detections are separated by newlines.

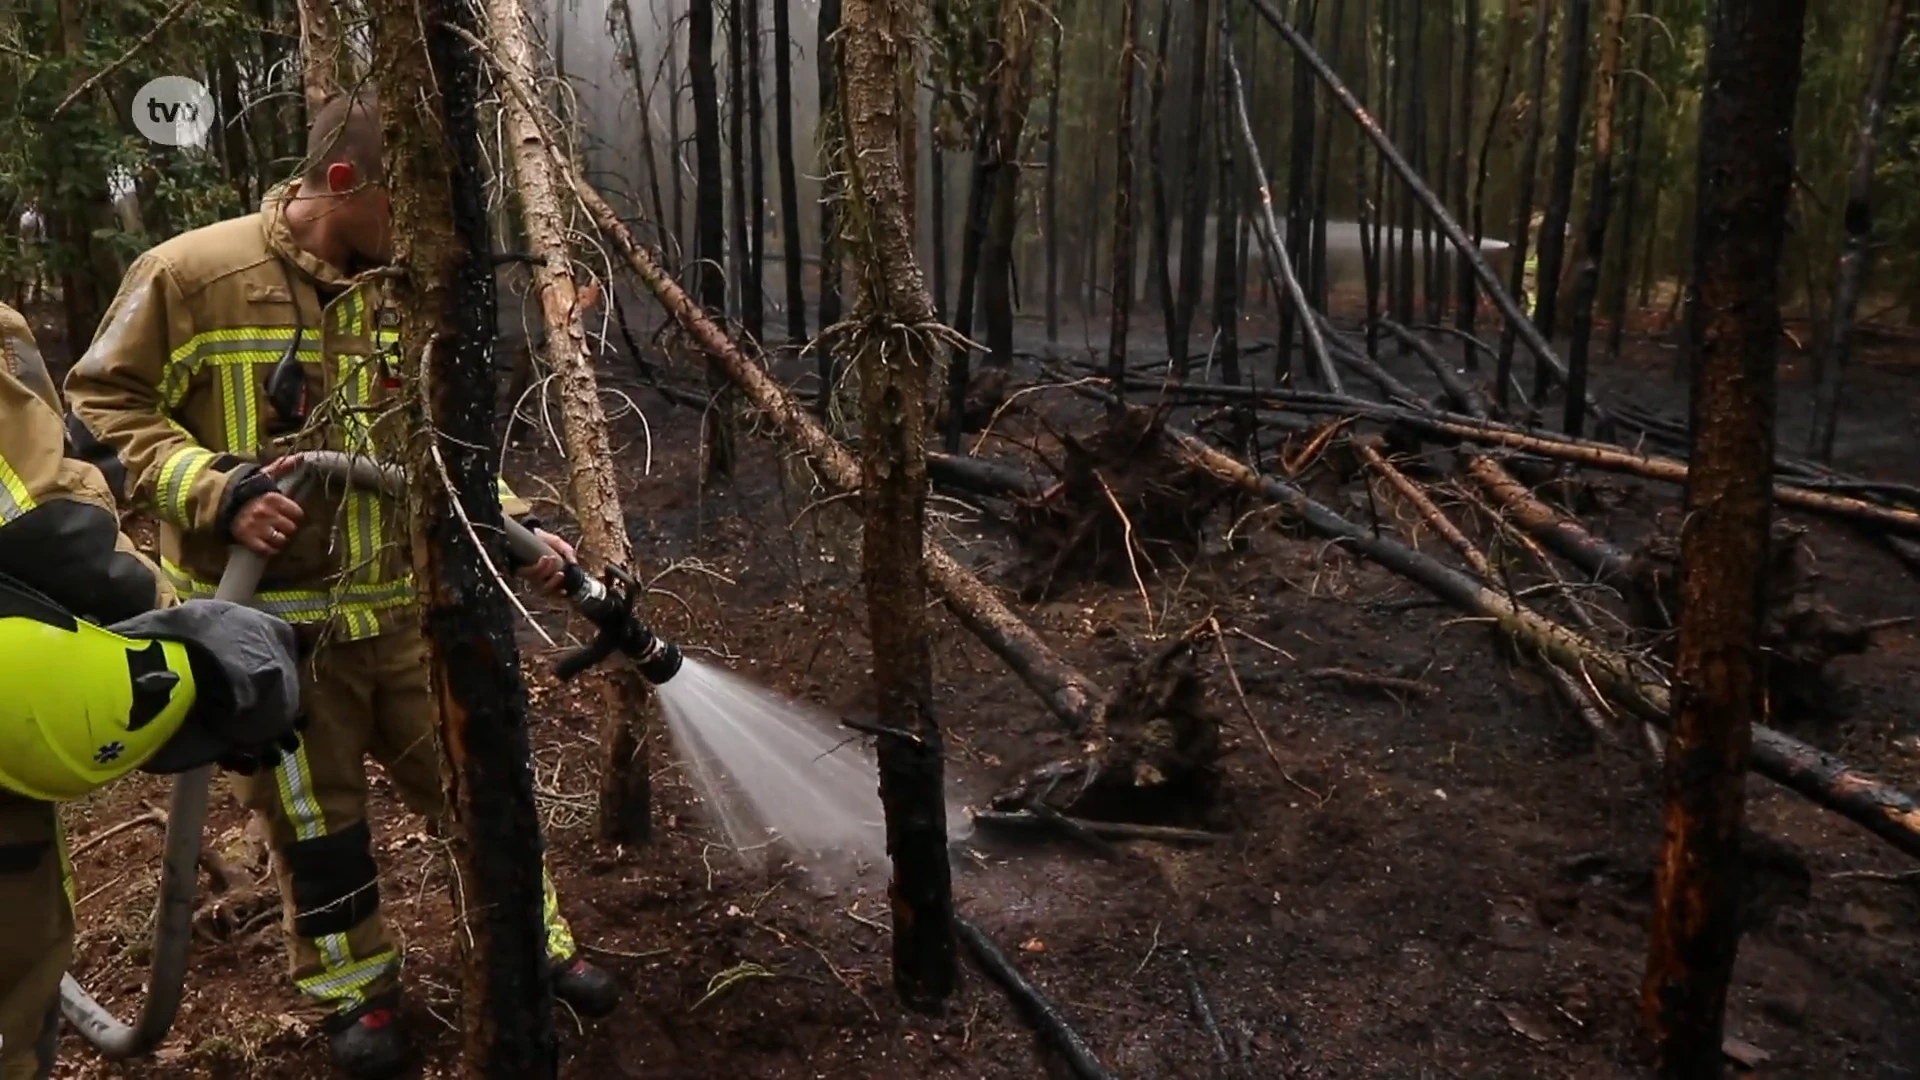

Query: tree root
left=954, top=915, right=1117, bottom=1080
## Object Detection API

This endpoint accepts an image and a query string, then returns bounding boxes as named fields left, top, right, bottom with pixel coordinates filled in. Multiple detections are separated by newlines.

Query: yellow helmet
left=0, top=576, right=197, bottom=802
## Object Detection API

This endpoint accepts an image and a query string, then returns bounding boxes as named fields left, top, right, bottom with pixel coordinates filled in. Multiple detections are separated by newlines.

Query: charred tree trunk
left=669, top=0, right=689, bottom=264
left=1174, top=0, right=1215, bottom=376
left=1365, top=0, right=1386, bottom=357
left=371, top=0, right=559, bottom=1070
left=1453, top=0, right=1480, bottom=339
left=1496, top=0, right=1552, bottom=409
left=729, top=0, right=749, bottom=322
left=1639, top=1, right=1808, bottom=1074
left=1148, top=0, right=1176, bottom=352
left=1560, top=0, right=1624, bottom=437
left=982, top=0, right=1037, bottom=370
left=745, top=0, right=767, bottom=341
left=1107, top=0, right=1141, bottom=410
left=1806, top=0, right=1911, bottom=463
left=1044, top=17, right=1064, bottom=342
left=692, top=0, right=735, bottom=476
left=772, top=0, right=806, bottom=339
left=1430, top=0, right=1454, bottom=325
left=1605, top=4, right=1653, bottom=361
left=1393, top=0, right=1417, bottom=331
left=1308, top=0, right=1340, bottom=313
left=817, top=0, right=844, bottom=409
left=838, top=0, right=958, bottom=1009
left=489, top=0, right=657, bottom=845
left=942, top=119, right=993, bottom=451
left=1284, top=0, right=1318, bottom=350
left=1213, top=5, right=1242, bottom=388
left=1532, top=0, right=1589, bottom=381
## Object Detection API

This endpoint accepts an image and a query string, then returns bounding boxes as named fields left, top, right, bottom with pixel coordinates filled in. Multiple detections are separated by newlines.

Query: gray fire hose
left=57, top=450, right=679, bottom=1060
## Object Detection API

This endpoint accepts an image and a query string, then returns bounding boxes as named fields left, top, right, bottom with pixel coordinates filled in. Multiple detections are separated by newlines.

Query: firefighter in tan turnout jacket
left=63, top=94, right=620, bottom=1078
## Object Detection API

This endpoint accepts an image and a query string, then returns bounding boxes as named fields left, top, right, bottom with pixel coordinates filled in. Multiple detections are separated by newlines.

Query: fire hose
left=58, top=449, right=679, bottom=1060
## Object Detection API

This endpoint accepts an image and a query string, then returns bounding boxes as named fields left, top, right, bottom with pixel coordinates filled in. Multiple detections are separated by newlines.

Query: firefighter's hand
left=516, top=528, right=575, bottom=595
left=232, top=456, right=305, bottom=556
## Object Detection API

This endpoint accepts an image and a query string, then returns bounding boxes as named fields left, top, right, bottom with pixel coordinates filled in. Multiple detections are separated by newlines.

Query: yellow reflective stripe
left=295, top=946, right=397, bottom=1009
left=0, top=453, right=35, bottom=522
left=160, top=328, right=309, bottom=409
left=267, top=740, right=362, bottom=981
left=161, top=560, right=414, bottom=625
left=543, top=869, right=575, bottom=960
left=157, top=447, right=215, bottom=524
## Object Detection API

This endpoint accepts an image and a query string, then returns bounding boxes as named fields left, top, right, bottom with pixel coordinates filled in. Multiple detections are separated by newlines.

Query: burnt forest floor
left=38, top=298, right=1920, bottom=1080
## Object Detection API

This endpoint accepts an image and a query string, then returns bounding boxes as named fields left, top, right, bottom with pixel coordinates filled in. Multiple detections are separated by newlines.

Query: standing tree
left=1531, top=0, right=1590, bottom=382
left=1640, top=0, right=1809, bottom=1076
left=369, top=0, right=558, bottom=1071
left=1560, top=0, right=1625, bottom=436
left=691, top=0, right=735, bottom=478
left=773, top=0, right=806, bottom=340
left=1106, top=0, right=1140, bottom=409
left=833, top=0, right=959, bottom=1010
left=1496, top=0, right=1553, bottom=408
left=1806, top=0, right=1913, bottom=462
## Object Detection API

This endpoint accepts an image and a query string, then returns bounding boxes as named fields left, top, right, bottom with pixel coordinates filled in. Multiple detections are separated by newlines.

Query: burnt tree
left=371, top=0, right=558, bottom=1071
left=1639, top=0, right=1809, bottom=1076
left=1806, top=0, right=1912, bottom=462
left=1106, top=0, right=1140, bottom=410
left=1173, top=0, right=1215, bottom=376
left=746, top=0, right=767, bottom=342
left=1532, top=0, right=1590, bottom=380
left=1560, top=0, right=1625, bottom=437
left=817, top=0, right=844, bottom=411
left=836, top=0, right=959, bottom=1010
left=982, top=0, right=1038, bottom=370
left=773, top=0, right=806, bottom=340
left=1496, top=0, right=1553, bottom=408
left=1044, top=13, right=1064, bottom=342
left=690, top=0, right=735, bottom=475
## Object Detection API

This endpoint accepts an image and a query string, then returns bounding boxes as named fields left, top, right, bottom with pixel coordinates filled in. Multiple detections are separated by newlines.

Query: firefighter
left=0, top=301, right=304, bottom=1080
left=63, top=92, right=619, bottom=1079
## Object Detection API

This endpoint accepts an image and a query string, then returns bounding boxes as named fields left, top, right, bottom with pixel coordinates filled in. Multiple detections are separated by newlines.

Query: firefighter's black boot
left=551, top=954, right=620, bottom=1018
left=326, top=992, right=408, bottom=1079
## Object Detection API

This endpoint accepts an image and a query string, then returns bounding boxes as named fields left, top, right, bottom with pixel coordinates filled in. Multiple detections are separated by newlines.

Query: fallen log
left=563, top=154, right=1106, bottom=735
left=926, top=451, right=1049, bottom=500
left=969, top=810, right=1223, bottom=845
left=1162, top=425, right=1920, bottom=859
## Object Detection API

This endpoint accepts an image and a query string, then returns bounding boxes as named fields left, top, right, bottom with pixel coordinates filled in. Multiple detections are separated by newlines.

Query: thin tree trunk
left=372, top=0, right=559, bottom=1069
left=817, top=0, right=844, bottom=410
left=1107, top=0, right=1140, bottom=410
left=930, top=82, right=948, bottom=318
left=1284, top=0, right=1318, bottom=347
left=773, top=0, right=806, bottom=339
left=1213, top=3, right=1242, bottom=388
left=729, top=0, right=749, bottom=321
left=1174, top=0, right=1215, bottom=376
left=1394, top=0, right=1417, bottom=331
left=942, top=120, right=992, bottom=451
left=215, top=49, right=252, bottom=207
left=615, top=0, right=673, bottom=261
left=1639, top=0, right=1807, bottom=1073
left=1560, top=0, right=1624, bottom=437
left=837, top=0, right=958, bottom=1009
left=1308, top=0, right=1340, bottom=314
left=1806, top=0, right=1911, bottom=463
left=1148, top=0, right=1176, bottom=354
left=1044, top=17, right=1063, bottom=342
left=691, top=0, right=735, bottom=476
left=1497, top=0, right=1552, bottom=409
left=669, top=0, right=689, bottom=264
left=745, top=0, right=767, bottom=341
left=1532, top=0, right=1589, bottom=377
left=982, top=0, right=1037, bottom=369
left=1604, top=2, right=1653, bottom=360
left=1453, top=0, right=1480, bottom=339
left=1430, top=0, right=1454, bottom=325
left=1369, top=0, right=1388, bottom=358
left=488, top=0, right=657, bottom=844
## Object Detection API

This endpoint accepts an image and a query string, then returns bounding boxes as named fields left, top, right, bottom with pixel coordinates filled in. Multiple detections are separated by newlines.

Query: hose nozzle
left=629, top=630, right=683, bottom=685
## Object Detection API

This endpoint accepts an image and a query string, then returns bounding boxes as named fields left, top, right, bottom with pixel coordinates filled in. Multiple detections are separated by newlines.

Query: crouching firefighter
left=62, top=90, right=619, bottom=1079
left=0, top=301, right=305, bottom=1080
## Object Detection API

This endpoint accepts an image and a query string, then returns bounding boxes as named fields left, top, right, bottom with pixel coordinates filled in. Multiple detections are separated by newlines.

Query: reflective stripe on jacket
left=0, top=302, right=175, bottom=625
left=63, top=184, right=531, bottom=641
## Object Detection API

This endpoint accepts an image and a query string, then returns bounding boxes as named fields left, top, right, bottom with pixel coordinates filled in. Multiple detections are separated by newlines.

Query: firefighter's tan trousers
left=233, top=623, right=577, bottom=1018
left=0, top=798, right=69, bottom=1080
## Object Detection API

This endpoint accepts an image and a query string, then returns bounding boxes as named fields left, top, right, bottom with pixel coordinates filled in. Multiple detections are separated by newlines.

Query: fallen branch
left=955, top=915, right=1118, bottom=1080
left=970, top=810, right=1223, bottom=845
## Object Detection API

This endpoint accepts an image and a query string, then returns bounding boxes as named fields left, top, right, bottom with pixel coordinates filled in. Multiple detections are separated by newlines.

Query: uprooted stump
left=1012, top=406, right=1239, bottom=602
left=990, top=634, right=1225, bottom=830
left=1627, top=520, right=1897, bottom=727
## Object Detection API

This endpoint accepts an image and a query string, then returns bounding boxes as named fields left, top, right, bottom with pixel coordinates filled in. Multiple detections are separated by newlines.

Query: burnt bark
left=1496, top=0, right=1552, bottom=409
left=1806, top=0, right=1911, bottom=463
left=1604, top=4, right=1653, bottom=361
left=1640, top=1, right=1808, bottom=1073
left=1044, top=17, right=1064, bottom=343
left=488, top=0, right=656, bottom=845
left=982, top=0, right=1037, bottom=370
left=942, top=118, right=993, bottom=451
left=1453, top=0, right=1481, bottom=340
left=773, top=0, right=806, bottom=339
left=1212, top=5, right=1242, bottom=389
left=1283, top=0, right=1318, bottom=350
left=817, top=0, right=844, bottom=410
left=1106, top=0, right=1141, bottom=411
left=690, top=0, right=735, bottom=473
left=1148, top=0, right=1176, bottom=350
left=371, top=0, right=558, bottom=1069
left=836, top=0, right=959, bottom=1009
left=1560, top=0, right=1624, bottom=437
left=1172, top=0, right=1214, bottom=377
left=614, top=0, right=673, bottom=261
left=1532, top=0, right=1589, bottom=373
left=746, top=0, right=767, bottom=341
left=668, top=0, right=688, bottom=263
